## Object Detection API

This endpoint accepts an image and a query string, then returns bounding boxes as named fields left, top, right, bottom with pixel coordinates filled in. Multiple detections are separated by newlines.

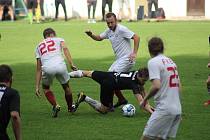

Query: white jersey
left=100, top=24, right=134, bottom=60
left=148, top=54, right=182, bottom=115
left=35, top=37, right=66, bottom=67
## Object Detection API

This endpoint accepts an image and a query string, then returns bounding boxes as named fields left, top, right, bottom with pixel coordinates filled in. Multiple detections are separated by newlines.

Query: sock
left=28, top=12, right=33, bottom=24
left=45, top=90, right=57, bottom=106
left=65, top=93, right=73, bottom=111
left=205, top=100, right=210, bottom=105
left=85, top=96, right=102, bottom=110
left=69, top=70, right=83, bottom=78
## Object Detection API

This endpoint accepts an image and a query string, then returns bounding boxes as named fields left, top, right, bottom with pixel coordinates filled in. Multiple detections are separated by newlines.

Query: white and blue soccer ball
left=122, top=104, right=136, bottom=117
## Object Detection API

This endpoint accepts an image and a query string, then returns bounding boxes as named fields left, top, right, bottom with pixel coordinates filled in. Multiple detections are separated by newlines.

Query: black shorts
left=0, top=0, right=12, bottom=6
left=92, top=71, right=116, bottom=108
left=27, top=0, right=37, bottom=9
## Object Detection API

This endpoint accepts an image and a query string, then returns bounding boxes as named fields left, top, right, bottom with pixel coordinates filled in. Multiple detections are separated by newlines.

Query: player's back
left=35, top=37, right=65, bottom=67
left=149, top=54, right=181, bottom=114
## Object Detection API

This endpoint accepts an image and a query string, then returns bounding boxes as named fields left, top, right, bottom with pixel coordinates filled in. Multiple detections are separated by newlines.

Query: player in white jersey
left=85, top=12, right=140, bottom=108
left=35, top=28, right=77, bottom=117
left=140, top=37, right=182, bottom=140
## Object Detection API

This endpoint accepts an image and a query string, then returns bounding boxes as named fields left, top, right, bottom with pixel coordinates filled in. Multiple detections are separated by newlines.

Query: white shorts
left=108, top=57, right=135, bottom=72
left=41, top=64, right=70, bottom=86
left=143, top=111, right=181, bottom=140
left=118, top=0, right=130, bottom=9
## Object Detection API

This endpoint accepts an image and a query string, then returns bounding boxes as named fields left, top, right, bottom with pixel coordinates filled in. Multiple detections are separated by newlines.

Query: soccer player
left=69, top=68, right=154, bottom=114
left=0, top=64, right=21, bottom=140
left=35, top=28, right=77, bottom=117
left=140, top=37, right=182, bottom=140
left=85, top=12, right=140, bottom=108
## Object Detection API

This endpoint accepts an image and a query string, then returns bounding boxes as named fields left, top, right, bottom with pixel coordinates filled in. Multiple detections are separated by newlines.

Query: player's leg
left=87, top=2, right=91, bottom=21
left=56, top=64, right=75, bottom=112
left=204, top=74, right=210, bottom=106
left=55, top=0, right=59, bottom=19
left=39, top=0, right=45, bottom=20
left=60, top=0, right=67, bottom=21
left=147, top=0, right=152, bottom=18
left=76, top=92, right=109, bottom=114
left=42, top=84, right=60, bottom=118
left=26, top=0, right=33, bottom=24
left=108, top=0, right=113, bottom=12
left=61, top=82, right=74, bottom=112
left=7, top=5, right=14, bottom=21
left=69, top=70, right=94, bottom=78
left=101, top=0, right=106, bottom=21
left=92, top=1, right=97, bottom=23
left=117, top=0, right=123, bottom=21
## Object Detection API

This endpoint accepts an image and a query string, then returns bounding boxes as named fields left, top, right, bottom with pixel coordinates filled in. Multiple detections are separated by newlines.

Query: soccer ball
left=122, top=104, right=136, bottom=117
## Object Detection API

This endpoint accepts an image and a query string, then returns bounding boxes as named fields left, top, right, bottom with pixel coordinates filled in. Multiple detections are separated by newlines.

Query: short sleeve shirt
left=148, top=54, right=181, bottom=114
left=100, top=24, right=134, bottom=59
left=35, top=37, right=66, bottom=67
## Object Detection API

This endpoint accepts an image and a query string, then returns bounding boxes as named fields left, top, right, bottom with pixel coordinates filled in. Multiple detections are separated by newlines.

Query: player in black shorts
left=0, top=0, right=14, bottom=21
left=69, top=68, right=154, bottom=114
left=0, top=65, right=21, bottom=140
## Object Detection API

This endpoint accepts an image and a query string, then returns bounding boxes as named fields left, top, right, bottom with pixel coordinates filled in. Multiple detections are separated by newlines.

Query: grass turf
left=0, top=20, right=210, bottom=140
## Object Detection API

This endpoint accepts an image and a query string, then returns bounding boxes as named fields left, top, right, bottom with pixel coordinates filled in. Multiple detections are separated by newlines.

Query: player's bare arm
left=129, top=34, right=140, bottom=62
left=11, top=111, right=21, bottom=140
left=134, top=92, right=153, bottom=114
left=35, top=59, right=42, bottom=97
left=85, top=30, right=103, bottom=41
left=61, top=41, right=77, bottom=71
left=140, top=79, right=160, bottom=108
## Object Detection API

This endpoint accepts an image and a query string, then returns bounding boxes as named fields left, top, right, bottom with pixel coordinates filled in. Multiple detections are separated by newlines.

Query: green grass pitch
left=0, top=20, right=210, bottom=140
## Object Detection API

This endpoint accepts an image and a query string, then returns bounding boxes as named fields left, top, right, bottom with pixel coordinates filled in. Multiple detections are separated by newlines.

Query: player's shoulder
left=117, top=24, right=128, bottom=30
left=7, top=87, right=19, bottom=95
left=51, top=37, right=65, bottom=42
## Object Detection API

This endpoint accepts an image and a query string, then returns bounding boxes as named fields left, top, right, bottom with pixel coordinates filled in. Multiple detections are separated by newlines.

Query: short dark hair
left=148, top=37, right=164, bottom=56
left=105, top=12, right=117, bottom=20
left=43, top=28, right=56, bottom=39
left=0, top=64, right=13, bottom=82
left=137, top=67, right=149, bottom=80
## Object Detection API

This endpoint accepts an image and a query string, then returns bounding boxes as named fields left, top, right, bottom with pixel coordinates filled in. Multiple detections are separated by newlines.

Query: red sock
left=65, top=94, right=73, bottom=110
left=207, top=100, right=210, bottom=105
left=45, top=90, right=57, bottom=106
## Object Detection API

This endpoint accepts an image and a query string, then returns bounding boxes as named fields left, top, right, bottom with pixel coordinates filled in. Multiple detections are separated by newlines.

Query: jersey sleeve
left=35, top=46, right=40, bottom=59
left=119, top=25, right=134, bottom=39
left=148, top=59, right=161, bottom=80
left=9, top=90, right=20, bottom=114
left=100, top=29, right=109, bottom=39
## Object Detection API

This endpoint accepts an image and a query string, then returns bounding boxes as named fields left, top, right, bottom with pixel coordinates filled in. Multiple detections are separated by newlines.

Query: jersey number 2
left=167, top=66, right=179, bottom=87
left=39, top=40, right=56, bottom=56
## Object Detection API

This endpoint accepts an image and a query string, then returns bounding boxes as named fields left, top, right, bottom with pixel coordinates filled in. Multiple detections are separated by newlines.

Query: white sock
left=85, top=96, right=102, bottom=110
left=69, top=70, right=83, bottom=78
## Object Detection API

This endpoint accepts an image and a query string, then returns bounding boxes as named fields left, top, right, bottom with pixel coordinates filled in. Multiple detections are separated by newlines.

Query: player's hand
left=35, top=88, right=41, bottom=98
left=207, top=63, right=210, bottom=68
left=85, top=30, right=92, bottom=36
left=71, top=65, right=78, bottom=71
left=129, top=52, right=137, bottom=62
